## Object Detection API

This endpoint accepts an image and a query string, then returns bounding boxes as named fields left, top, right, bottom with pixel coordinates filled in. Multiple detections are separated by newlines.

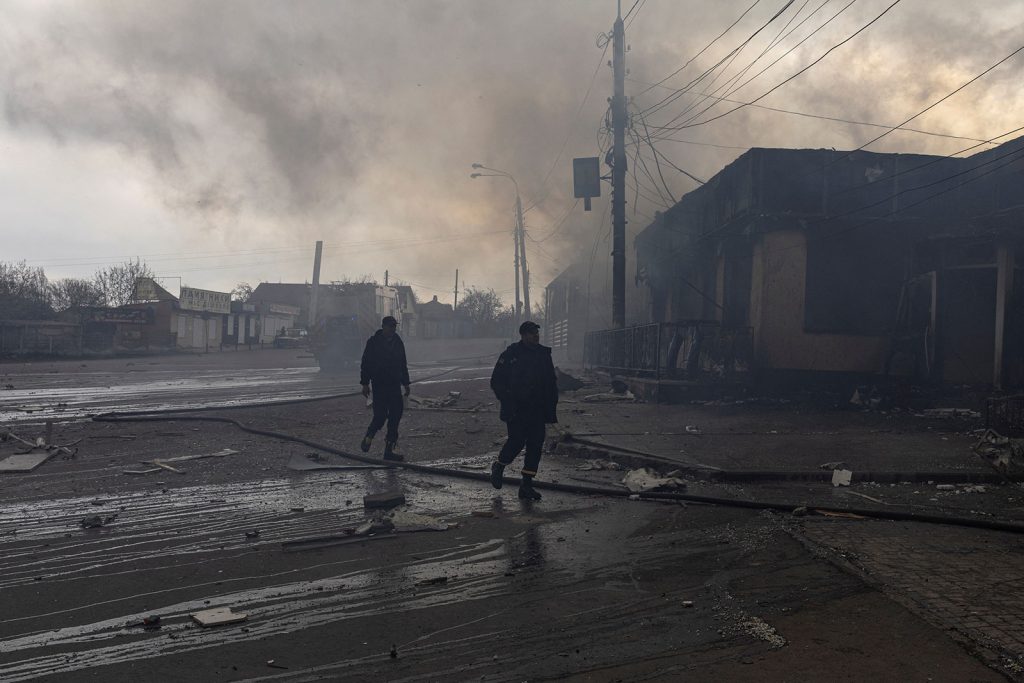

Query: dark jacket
left=360, top=331, right=410, bottom=387
left=490, top=341, right=558, bottom=424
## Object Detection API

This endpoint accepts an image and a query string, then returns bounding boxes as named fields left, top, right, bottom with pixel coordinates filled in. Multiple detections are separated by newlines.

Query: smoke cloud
left=2, top=0, right=1021, bottom=300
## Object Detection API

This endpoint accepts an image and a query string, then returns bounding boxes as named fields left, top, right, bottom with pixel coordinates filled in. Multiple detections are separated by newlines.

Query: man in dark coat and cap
left=359, top=316, right=410, bottom=460
left=489, top=320, right=558, bottom=500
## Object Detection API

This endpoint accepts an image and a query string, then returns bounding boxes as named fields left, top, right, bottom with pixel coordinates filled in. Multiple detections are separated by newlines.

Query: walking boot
left=518, top=475, right=542, bottom=501
left=360, top=434, right=373, bottom=453
left=490, top=461, right=505, bottom=489
left=383, top=440, right=403, bottom=462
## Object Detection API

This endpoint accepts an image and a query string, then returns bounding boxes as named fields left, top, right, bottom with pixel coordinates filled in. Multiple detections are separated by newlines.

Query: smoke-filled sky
left=2, top=0, right=1022, bottom=305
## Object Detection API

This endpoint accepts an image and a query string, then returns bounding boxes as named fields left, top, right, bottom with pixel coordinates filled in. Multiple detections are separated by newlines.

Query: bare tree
left=93, top=258, right=154, bottom=307
left=460, top=287, right=514, bottom=337
left=0, top=260, right=52, bottom=319
left=49, top=278, right=104, bottom=312
left=231, top=282, right=253, bottom=301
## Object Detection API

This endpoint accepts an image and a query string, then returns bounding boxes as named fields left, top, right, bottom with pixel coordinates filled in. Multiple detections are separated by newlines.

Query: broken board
left=190, top=607, right=248, bottom=627
left=0, top=451, right=55, bottom=473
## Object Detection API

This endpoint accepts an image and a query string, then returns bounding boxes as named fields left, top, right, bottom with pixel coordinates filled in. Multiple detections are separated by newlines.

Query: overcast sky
left=2, top=0, right=1022, bottom=305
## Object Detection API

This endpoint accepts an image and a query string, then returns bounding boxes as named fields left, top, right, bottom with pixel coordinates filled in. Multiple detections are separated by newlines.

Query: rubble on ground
left=622, top=467, right=687, bottom=493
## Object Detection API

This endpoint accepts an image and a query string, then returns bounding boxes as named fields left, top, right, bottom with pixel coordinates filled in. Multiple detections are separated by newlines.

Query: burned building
left=633, top=135, right=1024, bottom=389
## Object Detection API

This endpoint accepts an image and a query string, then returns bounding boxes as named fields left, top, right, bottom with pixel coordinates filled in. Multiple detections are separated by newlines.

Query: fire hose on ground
left=91, top=380, right=1024, bottom=536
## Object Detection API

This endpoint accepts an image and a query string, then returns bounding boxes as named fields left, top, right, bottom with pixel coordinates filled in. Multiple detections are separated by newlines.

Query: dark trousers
left=366, top=382, right=403, bottom=443
left=498, top=415, right=546, bottom=477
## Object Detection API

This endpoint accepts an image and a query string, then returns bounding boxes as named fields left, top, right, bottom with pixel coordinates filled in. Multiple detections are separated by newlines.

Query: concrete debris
left=191, top=607, right=248, bottom=627
left=685, top=425, right=702, bottom=435
left=973, top=428, right=1024, bottom=478
left=80, top=514, right=116, bottom=529
left=682, top=600, right=694, bottom=608
left=555, top=367, right=584, bottom=391
left=831, top=469, right=853, bottom=487
left=363, top=491, right=406, bottom=509
left=575, top=459, right=625, bottom=471
left=936, top=484, right=956, bottom=491
left=792, top=506, right=808, bottom=517
left=622, top=467, right=686, bottom=493
left=388, top=509, right=450, bottom=532
left=819, top=461, right=848, bottom=470
left=741, top=615, right=786, bottom=648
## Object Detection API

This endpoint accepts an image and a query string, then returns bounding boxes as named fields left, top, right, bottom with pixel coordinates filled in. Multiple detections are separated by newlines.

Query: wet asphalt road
left=0, top=351, right=482, bottom=425
left=0, top=352, right=1007, bottom=681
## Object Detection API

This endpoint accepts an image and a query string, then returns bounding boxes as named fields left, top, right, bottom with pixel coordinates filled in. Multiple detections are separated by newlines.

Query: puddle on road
left=0, top=367, right=486, bottom=425
left=0, top=460, right=660, bottom=682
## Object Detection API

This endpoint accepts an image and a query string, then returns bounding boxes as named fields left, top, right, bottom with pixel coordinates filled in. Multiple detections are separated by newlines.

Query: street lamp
left=470, top=164, right=531, bottom=325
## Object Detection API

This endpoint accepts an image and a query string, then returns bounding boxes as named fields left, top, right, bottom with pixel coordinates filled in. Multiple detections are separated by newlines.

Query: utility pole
left=611, top=2, right=627, bottom=329
left=453, top=269, right=459, bottom=311
left=309, top=240, right=323, bottom=330
left=513, top=217, right=521, bottom=325
left=384, top=270, right=389, bottom=287
left=516, top=194, right=531, bottom=319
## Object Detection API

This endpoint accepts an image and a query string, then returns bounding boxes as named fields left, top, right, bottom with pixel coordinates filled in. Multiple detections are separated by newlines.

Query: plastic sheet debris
left=831, top=469, right=853, bottom=487
left=622, top=467, right=686, bottom=493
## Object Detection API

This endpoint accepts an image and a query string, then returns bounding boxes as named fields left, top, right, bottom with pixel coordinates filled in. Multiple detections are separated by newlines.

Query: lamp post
left=470, top=164, right=531, bottom=326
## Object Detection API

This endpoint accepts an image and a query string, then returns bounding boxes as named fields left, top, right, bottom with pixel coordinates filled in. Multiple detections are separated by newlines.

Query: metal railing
left=584, top=321, right=752, bottom=381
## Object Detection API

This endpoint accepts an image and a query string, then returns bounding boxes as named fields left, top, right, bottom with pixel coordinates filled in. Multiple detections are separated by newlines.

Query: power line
left=663, top=0, right=837, bottom=128
left=658, top=0, right=904, bottom=132
left=631, top=76, right=999, bottom=145
left=636, top=0, right=765, bottom=99
left=640, top=0, right=798, bottom=118
left=624, top=0, right=648, bottom=28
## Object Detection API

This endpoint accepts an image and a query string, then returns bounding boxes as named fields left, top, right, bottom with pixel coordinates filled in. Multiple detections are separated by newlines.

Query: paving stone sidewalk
left=798, top=517, right=1024, bottom=674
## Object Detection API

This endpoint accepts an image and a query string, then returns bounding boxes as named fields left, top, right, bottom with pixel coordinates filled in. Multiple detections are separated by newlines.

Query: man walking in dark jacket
left=359, top=316, right=410, bottom=461
left=489, top=320, right=558, bottom=500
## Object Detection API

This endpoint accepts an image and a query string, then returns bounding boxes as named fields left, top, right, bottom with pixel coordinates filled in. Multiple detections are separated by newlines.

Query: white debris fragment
left=831, top=469, right=853, bottom=487
left=622, top=467, right=686, bottom=493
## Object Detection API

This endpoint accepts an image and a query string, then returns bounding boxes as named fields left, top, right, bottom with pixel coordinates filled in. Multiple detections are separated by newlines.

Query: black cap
left=382, top=316, right=398, bottom=327
left=518, top=320, right=540, bottom=334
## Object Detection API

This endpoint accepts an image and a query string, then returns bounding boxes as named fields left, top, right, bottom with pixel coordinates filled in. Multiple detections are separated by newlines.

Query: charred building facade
left=633, top=136, right=1024, bottom=389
